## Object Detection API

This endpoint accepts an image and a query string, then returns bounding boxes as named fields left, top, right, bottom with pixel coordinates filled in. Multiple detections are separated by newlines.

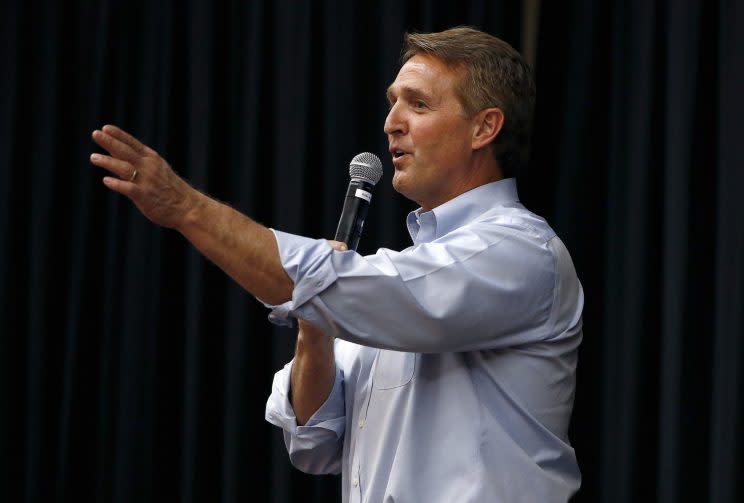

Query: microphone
left=334, top=152, right=383, bottom=251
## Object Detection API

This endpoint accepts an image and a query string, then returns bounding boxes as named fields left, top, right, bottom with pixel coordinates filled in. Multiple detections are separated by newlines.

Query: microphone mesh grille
left=349, top=152, right=383, bottom=185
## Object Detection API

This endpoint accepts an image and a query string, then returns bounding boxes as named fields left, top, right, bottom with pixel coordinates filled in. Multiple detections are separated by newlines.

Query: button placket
left=348, top=349, right=377, bottom=503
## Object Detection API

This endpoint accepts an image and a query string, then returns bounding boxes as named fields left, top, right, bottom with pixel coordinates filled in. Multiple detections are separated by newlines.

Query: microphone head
left=349, top=152, right=383, bottom=185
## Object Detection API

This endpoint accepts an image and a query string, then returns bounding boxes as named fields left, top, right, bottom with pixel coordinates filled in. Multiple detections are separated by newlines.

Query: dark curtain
left=1, top=1, right=742, bottom=502
left=525, top=0, right=744, bottom=502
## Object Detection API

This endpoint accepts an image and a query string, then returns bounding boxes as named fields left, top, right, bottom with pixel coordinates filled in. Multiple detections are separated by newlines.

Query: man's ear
left=472, top=107, right=504, bottom=151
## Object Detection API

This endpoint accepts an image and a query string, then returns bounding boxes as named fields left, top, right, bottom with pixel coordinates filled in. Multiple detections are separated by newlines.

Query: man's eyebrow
left=386, top=85, right=431, bottom=102
left=385, top=86, right=395, bottom=103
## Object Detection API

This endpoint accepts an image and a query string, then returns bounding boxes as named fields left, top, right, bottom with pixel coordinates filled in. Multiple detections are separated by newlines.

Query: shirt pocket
left=372, top=349, right=418, bottom=390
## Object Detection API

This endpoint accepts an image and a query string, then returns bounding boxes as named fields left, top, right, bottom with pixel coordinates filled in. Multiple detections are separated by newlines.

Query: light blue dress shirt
left=264, top=178, right=583, bottom=502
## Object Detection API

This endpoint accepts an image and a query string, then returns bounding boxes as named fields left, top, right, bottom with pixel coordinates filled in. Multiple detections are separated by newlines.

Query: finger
left=90, top=153, right=135, bottom=180
left=92, top=129, right=140, bottom=163
left=102, top=176, right=139, bottom=198
left=327, top=240, right=348, bottom=251
left=101, top=124, right=149, bottom=154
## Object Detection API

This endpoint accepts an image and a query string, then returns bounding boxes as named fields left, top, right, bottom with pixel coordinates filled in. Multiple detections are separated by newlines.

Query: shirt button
left=357, top=419, right=364, bottom=428
left=352, top=478, right=359, bottom=487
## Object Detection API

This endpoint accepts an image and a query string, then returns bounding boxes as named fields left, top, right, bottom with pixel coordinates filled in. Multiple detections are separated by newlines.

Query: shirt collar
left=406, top=178, right=519, bottom=244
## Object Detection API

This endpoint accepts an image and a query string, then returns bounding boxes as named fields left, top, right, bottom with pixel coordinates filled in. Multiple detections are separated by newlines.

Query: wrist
left=175, top=189, right=210, bottom=233
left=295, top=321, right=334, bottom=361
left=296, top=331, right=333, bottom=350
left=297, top=320, right=333, bottom=345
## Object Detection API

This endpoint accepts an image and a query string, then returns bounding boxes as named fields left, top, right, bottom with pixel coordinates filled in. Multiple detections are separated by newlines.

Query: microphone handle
left=334, top=179, right=374, bottom=251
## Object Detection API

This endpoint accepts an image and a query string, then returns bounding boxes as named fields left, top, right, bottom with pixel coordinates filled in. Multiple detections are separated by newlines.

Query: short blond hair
left=402, top=27, right=536, bottom=177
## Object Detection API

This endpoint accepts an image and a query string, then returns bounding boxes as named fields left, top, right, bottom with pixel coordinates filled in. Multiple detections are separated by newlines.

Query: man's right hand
left=90, top=124, right=202, bottom=230
left=289, top=239, right=347, bottom=425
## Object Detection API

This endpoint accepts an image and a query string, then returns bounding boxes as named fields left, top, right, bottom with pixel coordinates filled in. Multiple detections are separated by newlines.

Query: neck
left=420, top=157, right=503, bottom=212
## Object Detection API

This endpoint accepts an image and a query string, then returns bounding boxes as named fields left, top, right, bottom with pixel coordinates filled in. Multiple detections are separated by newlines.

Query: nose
left=383, top=102, right=406, bottom=136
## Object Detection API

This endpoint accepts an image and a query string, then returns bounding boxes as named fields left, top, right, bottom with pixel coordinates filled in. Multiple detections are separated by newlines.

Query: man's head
left=384, top=27, right=535, bottom=210
left=402, top=27, right=536, bottom=178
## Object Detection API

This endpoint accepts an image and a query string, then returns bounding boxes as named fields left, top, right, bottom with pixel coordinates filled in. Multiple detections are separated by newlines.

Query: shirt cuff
left=263, top=229, right=339, bottom=327
left=264, top=360, right=346, bottom=438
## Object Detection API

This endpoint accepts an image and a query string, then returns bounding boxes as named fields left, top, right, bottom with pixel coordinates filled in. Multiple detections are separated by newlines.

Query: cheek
left=416, top=118, right=469, bottom=152
left=411, top=123, right=446, bottom=156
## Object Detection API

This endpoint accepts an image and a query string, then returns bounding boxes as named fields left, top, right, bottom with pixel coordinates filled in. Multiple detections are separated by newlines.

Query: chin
left=391, top=172, right=402, bottom=190
left=392, top=173, right=410, bottom=197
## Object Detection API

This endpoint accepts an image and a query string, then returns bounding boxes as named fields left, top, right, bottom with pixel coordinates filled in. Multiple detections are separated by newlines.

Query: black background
left=1, top=1, right=742, bottom=502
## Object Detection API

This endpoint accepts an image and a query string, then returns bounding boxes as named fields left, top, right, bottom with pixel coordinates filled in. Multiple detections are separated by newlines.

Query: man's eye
left=414, top=101, right=427, bottom=109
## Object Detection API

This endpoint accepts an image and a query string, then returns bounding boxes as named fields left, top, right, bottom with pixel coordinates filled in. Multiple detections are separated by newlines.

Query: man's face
left=384, top=53, right=476, bottom=211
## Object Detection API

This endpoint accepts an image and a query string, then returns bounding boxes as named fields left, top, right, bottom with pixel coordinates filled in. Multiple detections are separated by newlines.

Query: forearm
left=176, top=191, right=293, bottom=305
left=290, top=321, right=336, bottom=426
left=90, top=125, right=293, bottom=304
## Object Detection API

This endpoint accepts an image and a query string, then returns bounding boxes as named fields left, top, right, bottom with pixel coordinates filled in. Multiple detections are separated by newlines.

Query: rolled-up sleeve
left=264, top=231, right=338, bottom=327
left=264, top=220, right=580, bottom=353
left=264, top=359, right=346, bottom=475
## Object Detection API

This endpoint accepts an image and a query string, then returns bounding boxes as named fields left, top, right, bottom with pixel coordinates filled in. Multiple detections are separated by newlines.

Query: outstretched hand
left=90, top=125, right=200, bottom=229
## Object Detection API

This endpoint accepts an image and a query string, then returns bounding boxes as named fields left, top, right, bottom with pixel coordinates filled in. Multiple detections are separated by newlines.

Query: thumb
left=327, top=240, right=348, bottom=252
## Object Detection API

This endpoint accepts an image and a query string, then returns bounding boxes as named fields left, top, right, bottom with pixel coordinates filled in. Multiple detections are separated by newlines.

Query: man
left=92, top=26, right=582, bottom=503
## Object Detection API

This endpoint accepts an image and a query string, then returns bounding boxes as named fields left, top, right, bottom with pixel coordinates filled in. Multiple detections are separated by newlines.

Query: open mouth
left=393, top=150, right=407, bottom=159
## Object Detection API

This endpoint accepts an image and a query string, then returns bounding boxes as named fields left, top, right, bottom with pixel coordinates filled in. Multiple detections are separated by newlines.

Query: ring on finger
left=129, top=168, right=139, bottom=182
